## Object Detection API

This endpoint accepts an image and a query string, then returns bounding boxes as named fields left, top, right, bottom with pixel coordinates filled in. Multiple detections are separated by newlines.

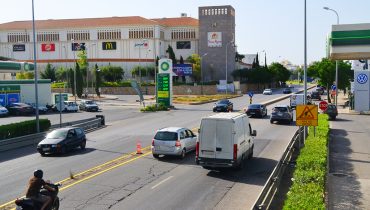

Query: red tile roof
left=0, top=16, right=199, bottom=31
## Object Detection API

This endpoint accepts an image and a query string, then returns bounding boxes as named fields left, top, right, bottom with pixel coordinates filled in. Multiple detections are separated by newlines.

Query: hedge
left=283, top=114, right=329, bottom=210
left=140, top=103, right=169, bottom=112
left=0, top=119, right=51, bottom=140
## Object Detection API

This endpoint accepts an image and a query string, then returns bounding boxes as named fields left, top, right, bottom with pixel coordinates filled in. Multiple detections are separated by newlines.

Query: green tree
left=94, top=64, right=102, bottom=97
left=235, top=52, right=245, bottom=62
left=56, top=67, right=68, bottom=83
left=16, top=71, right=34, bottom=79
left=101, top=65, right=124, bottom=82
left=166, top=45, right=177, bottom=65
left=179, top=56, right=184, bottom=64
left=77, top=50, right=89, bottom=88
left=68, top=68, right=75, bottom=96
left=269, top=62, right=291, bottom=85
left=75, top=63, right=83, bottom=98
left=40, top=63, right=56, bottom=82
left=186, top=54, right=201, bottom=82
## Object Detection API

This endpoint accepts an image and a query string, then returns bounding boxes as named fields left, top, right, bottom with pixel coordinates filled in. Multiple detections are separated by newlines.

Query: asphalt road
left=0, top=86, right=303, bottom=209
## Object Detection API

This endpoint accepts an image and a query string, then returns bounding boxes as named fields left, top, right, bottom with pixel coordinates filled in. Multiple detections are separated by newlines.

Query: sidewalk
left=327, top=92, right=370, bottom=209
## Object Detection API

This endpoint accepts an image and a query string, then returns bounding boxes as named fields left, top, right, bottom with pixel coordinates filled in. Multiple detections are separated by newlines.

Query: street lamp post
left=324, top=6, right=339, bottom=107
left=225, top=41, right=234, bottom=95
left=71, top=39, right=77, bottom=103
left=201, top=53, right=208, bottom=95
left=31, top=0, right=39, bottom=132
left=303, top=0, right=308, bottom=142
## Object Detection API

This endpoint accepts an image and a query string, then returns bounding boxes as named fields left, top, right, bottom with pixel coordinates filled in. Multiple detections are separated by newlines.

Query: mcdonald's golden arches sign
left=102, top=42, right=117, bottom=50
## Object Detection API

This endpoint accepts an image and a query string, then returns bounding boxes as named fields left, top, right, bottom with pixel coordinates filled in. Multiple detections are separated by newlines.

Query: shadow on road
left=0, top=145, right=37, bottom=163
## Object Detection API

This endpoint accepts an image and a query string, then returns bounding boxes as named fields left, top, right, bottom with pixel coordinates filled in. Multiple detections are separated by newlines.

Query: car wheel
left=51, top=197, right=59, bottom=210
left=80, top=140, right=86, bottom=150
left=235, top=155, right=245, bottom=170
left=248, top=146, right=254, bottom=159
left=39, top=152, right=46, bottom=157
left=180, top=149, right=186, bottom=159
left=270, top=120, right=273, bottom=124
left=153, top=154, right=159, bottom=159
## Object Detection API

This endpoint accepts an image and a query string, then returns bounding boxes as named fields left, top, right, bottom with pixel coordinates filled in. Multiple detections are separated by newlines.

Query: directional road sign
left=248, top=91, right=254, bottom=98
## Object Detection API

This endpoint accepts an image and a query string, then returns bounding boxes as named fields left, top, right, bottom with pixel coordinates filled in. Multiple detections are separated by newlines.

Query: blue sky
left=1, top=0, right=370, bottom=65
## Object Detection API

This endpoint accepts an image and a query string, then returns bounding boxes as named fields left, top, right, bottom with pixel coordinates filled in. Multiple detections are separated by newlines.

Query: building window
left=7, top=33, right=30, bottom=43
left=37, top=32, right=60, bottom=42
left=97, top=29, right=121, bottom=40
left=171, top=29, right=196, bottom=40
left=129, top=28, right=154, bottom=39
left=67, top=30, right=90, bottom=41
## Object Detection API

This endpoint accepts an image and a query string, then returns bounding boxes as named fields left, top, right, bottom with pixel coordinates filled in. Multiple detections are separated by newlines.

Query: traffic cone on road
left=136, top=140, right=143, bottom=154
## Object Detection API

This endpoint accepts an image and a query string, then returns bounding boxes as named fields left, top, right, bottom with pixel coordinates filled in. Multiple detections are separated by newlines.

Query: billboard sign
left=102, top=42, right=117, bottom=50
left=134, top=40, right=148, bottom=48
left=0, top=94, right=6, bottom=106
left=13, top=44, right=26, bottom=52
left=41, top=43, right=55, bottom=52
left=173, top=64, right=192, bottom=76
left=208, top=32, right=222, bottom=47
left=72, top=43, right=86, bottom=51
left=7, top=93, right=19, bottom=105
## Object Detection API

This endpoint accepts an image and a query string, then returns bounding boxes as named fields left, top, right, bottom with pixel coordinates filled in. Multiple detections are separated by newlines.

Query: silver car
left=270, top=105, right=294, bottom=124
left=152, top=127, right=197, bottom=159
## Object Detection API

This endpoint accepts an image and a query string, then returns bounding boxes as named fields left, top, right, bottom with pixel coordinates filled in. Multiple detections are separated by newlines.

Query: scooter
left=15, top=183, right=60, bottom=210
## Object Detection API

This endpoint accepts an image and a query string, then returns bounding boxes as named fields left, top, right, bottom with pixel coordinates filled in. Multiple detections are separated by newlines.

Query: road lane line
left=151, top=176, right=174, bottom=190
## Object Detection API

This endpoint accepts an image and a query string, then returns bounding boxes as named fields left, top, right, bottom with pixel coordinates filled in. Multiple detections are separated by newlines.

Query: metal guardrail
left=252, top=127, right=304, bottom=210
left=0, top=115, right=105, bottom=152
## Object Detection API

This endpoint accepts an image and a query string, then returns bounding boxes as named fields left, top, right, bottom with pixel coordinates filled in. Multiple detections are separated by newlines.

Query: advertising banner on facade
left=102, top=42, right=117, bottom=50
left=0, top=94, right=6, bottom=106
left=134, top=40, right=148, bottom=49
left=0, top=85, right=20, bottom=93
left=7, top=93, right=19, bottom=105
left=72, top=43, right=86, bottom=51
left=352, top=60, right=369, bottom=71
left=208, top=32, right=222, bottom=47
left=13, top=44, right=25, bottom=52
left=41, top=43, right=55, bottom=52
left=176, top=41, right=191, bottom=49
left=173, top=64, right=192, bottom=76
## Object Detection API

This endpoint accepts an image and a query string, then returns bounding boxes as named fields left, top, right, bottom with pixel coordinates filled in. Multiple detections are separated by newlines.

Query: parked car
left=315, top=86, right=325, bottom=95
left=324, top=104, right=338, bottom=120
left=213, top=99, right=233, bottom=112
left=283, top=88, right=292, bottom=94
left=6, top=103, right=35, bottom=116
left=196, top=113, right=256, bottom=169
left=246, top=104, right=267, bottom=118
left=0, top=105, right=9, bottom=117
left=26, top=103, right=48, bottom=114
left=263, top=89, right=272, bottom=95
left=151, top=127, right=197, bottom=159
left=79, top=100, right=99, bottom=112
left=63, top=101, right=79, bottom=112
left=37, top=127, right=86, bottom=156
left=310, top=91, right=322, bottom=100
left=270, top=105, right=293, bottom=124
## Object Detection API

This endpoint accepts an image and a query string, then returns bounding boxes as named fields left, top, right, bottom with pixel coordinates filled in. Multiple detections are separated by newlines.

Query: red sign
left=319, top=101, right=328, bottom=111
left=41, top=43, right=55, bottom=52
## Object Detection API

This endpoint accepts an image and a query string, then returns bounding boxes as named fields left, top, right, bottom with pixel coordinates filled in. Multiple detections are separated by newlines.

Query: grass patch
left=283, top=114, right=329, bottom=210
left=140, top=103, right=169, bottom=112
left=173, top=94, right=239, bottom=103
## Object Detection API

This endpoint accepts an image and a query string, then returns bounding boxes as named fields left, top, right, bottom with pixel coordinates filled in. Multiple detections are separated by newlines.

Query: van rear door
left=215, top=120, right=233, bottom=160
left=199, top=119, right=216, bottom=158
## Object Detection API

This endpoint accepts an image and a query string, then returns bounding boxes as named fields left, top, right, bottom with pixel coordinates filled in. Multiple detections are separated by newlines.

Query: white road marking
left=151, top=176, right=174, bottom=190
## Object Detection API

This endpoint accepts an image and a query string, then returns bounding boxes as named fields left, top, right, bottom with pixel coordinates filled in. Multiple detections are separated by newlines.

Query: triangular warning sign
left=298, top=106, right=315, bottom=120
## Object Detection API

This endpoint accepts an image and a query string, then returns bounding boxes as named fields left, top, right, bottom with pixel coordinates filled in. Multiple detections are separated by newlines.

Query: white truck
left=290, top=94, right=305, bottom=109
left=196, top=113, right=256, bottom=169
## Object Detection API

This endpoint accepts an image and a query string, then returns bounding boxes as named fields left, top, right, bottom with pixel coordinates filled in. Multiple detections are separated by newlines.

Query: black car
left=79, top=100, right=99, bottom=112
left=310, top=91, right=322, bottom=100
left=283, top=88, right=292, bottom=94
left=6, top=103, right=35, bottom=116
left=37, top=127, right=86, bottom=156
left=246, top=104, right=267, bottom=118
left=324, top=104, right=338, bottom=120
left=213, top=99, right=233, bottom=112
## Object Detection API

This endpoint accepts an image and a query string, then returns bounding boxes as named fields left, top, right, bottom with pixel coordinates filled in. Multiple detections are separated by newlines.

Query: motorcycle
left=15, top=182, right=60, bottom=210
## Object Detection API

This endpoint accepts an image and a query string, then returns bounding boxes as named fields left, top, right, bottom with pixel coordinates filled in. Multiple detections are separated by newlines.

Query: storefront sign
left=0, top=85, right=20, bottom=93
left=41, top=43, right=55, bottom=52
left=176, top=41, right=191, bottom=49
left=13, top=44, right=25, bottom=52
left=208, top=32, right=222, bottom=47
left=72, top=43, right=86, bottom=51
left=134, top=41, right=148, bottom=48
left=102, top=42, right=117, bottom=50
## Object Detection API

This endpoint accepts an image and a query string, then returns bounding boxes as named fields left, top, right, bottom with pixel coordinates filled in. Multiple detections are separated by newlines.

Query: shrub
left=51, top=82, right=66, bottom=88
left=0, top=119, right=51, bottom=140
left=283, top=114, right=329, bottom=210
left=140, top=103, right=169, bottom=112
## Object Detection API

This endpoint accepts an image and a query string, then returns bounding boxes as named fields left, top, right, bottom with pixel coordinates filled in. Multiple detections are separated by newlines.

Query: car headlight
left=51, top=145, right=57, bottom=148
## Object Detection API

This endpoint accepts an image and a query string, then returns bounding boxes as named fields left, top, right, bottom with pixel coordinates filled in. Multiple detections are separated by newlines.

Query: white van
left=196, top=113, right=256, bottom=169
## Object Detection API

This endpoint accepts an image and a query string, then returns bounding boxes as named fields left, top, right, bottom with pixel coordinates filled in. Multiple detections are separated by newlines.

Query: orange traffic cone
left=136, top=141, right=143, bottom=154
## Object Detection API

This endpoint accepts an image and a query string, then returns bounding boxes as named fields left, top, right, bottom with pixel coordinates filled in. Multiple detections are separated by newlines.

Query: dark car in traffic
left=37, top=127, right=86, bottom=156
left=246, top=104, right=267, bottom=118
left=324, top=104, right=338, bottom=120
left=213, top=99, right=233, bottom=112
left=270, top=105, right=293, bottom=124
left=6, top=103, right=35, bottom=116
left=79, top=100, right=99, bottom=112
left=310, top=91, right=322, bottom=100
left=283, top=88, right=292, bottom=94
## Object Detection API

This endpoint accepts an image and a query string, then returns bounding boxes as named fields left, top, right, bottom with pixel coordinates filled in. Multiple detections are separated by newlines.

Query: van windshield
left=154, top=132, right=178, bottom=141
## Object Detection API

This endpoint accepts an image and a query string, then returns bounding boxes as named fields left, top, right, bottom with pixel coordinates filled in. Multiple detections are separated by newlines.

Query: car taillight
left=152, top=139, right=155, bottom=146
left=233, top=144, right=238, bottom=161
left=195, top=142, right=199, bottom=158
left=175, top=140, right=181, bottom=147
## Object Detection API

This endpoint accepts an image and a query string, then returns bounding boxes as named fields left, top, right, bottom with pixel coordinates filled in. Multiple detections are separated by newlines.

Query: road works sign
left=296, top=105, right=318, bottom=126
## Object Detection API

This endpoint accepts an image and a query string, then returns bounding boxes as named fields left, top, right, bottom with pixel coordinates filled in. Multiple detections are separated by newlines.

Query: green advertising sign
left=54, top=93, right=68, bottom=104
left=156, top=73, right=170, bottom=107
left=0, top=85, right=20, bottom=93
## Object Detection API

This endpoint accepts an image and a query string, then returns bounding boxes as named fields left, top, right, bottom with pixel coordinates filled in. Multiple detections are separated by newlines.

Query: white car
left=62, top=101, right=79, bottom=112
left=263, top=89, right=272, bottom=95
left=0, top=105, right=9, bottom=117
left=152, top=127, right=197, bottom=159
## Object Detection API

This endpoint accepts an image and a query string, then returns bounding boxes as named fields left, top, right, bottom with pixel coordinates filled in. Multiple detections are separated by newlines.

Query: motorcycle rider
left=25, top=170, right=55, bottom=210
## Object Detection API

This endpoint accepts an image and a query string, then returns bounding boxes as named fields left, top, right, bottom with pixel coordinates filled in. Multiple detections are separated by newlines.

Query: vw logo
left=357, top=73, right=368, bottom=84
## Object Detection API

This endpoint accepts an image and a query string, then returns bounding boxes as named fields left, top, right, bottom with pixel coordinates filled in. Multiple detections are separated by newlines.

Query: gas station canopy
left=0, top=61, right=34, bottom=73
